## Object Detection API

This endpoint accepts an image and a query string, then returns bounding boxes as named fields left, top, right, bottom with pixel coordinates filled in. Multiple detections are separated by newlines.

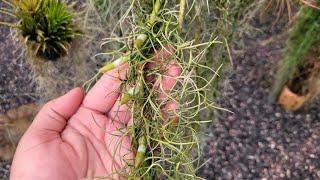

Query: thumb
left=31, top=88, right=84, bottom=133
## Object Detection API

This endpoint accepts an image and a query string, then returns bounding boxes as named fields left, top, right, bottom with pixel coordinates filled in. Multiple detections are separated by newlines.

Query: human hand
left=10, top=46, right=181, bottom=180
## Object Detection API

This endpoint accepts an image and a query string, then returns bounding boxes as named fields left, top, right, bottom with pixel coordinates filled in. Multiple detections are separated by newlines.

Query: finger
left=105, top=118, right=134, bottom=168
left=147, top=45, right=182, bottom=122
left=156, top=62, right=181, bottom=100
left=158, top=61, right=181, bottom=122
left=106, top=99, right=133, bottom=167
left=162, top=101, right=179, bottom=122
left=154, top=45, right=174, bottom=63
left=108, top=99, right=132, bottom=126
left=145, top=45, right=174, bottom=83
left=30, top=88, right=84, bottom=132
left=145, top=45, right=182, bottom=100
left=82, top=64, right=128, bottom=113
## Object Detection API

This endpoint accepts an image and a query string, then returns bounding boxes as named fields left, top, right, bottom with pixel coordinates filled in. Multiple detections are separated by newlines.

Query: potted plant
left=271, top=0, right=320, bottom=110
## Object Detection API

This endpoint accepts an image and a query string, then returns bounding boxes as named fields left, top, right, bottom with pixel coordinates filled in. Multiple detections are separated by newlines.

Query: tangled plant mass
left=85, top=0, right=226, bottom=179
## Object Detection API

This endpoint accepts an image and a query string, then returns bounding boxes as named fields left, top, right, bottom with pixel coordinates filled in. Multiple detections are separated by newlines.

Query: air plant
left=0, top=0, right=81, bottom=60
left=84, top=0, right=226, bottom=178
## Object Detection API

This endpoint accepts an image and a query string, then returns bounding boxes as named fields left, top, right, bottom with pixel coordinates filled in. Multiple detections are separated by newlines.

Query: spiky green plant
left=271, top=1, right=320, bottom=99
left=0, top=0, right=81, bottom=60
left=84, top=0, right=228, bottom=179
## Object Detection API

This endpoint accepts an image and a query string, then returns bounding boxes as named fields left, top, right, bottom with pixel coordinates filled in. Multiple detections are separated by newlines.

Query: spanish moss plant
left=84, top=0, right=225, bottom=178
left=0, top=0, right=81, bottom=60
left=271, top=1, right=320, bottom=99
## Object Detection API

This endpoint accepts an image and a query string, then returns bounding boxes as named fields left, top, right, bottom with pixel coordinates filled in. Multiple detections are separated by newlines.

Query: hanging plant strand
left=84, top=0, right=224, bottom=178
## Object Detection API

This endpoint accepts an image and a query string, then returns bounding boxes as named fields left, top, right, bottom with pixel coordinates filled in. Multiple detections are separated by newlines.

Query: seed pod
left=147, top=0, right=163, bottom=26
left=120, top=78, right=144, bottom=105
left=98, top=56, right=130, bottom=73
left=134, top=136, right=147, bottom=168
left=135, top=34, right=148, bottom=50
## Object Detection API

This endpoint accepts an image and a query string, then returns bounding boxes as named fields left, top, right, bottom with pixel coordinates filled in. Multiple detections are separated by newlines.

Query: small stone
left=286, top=170, right=291, bottom=177
left=229, top=129, right=240, bottom=137
left=270, top=142, right=276, bottom=149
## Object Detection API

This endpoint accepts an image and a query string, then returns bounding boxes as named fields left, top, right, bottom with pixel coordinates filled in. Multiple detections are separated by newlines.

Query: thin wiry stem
left=0, top=8, right=16, bottom=17
left=0, top=21, right=20, bottom=28
left=301, top=0, right=320, bottom=10
left=178, top=0, right=186, bottom=33
left=2, top=0, right=15, bottom=7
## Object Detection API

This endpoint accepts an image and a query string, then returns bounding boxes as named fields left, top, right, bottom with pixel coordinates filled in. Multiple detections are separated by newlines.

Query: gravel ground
left=0, top=162, right=10, bottom=180
left=198, top=17, right=320, bottom=179
left=0, top=22, right=37, bottom=114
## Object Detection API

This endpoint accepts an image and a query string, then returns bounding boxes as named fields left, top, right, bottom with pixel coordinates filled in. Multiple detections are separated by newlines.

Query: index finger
left=82, top=64, right=128, bottom=113
left=146, top=45, right=182, bottom=122
left=148, top=45, right=182, bottom=100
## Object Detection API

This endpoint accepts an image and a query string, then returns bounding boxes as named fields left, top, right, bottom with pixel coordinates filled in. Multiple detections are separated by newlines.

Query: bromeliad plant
left=0, top=0, right=81, bottom=60
left=271, top=0, right=320, bottom=109
left=85, top=0, right=225, bottom=179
